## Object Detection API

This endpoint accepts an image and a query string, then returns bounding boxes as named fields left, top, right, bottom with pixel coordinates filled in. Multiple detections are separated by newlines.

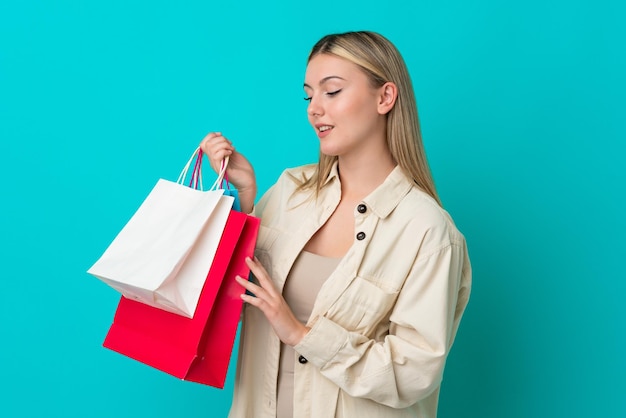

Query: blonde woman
left=201, top=31, right=471, bottom=418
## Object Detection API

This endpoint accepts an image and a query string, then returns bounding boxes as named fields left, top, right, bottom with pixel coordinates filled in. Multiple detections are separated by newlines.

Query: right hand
left=200, top=132, right=257, bottom=213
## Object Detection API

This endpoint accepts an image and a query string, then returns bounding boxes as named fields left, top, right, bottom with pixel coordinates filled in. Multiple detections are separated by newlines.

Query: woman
left=201, top=31, right=471, bottom=418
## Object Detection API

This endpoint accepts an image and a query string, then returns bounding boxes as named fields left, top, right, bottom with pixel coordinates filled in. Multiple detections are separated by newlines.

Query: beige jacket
left=228, top=163, right=471, bottom=418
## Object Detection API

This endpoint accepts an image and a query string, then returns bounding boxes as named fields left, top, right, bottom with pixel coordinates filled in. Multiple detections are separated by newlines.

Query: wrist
left=237, top=186, right=257, bottom=214
left=289, top=325, right=310, bottom=347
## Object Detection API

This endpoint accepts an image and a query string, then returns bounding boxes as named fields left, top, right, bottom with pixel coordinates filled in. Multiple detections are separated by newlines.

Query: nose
left=307, top=96, right=323, bottom=117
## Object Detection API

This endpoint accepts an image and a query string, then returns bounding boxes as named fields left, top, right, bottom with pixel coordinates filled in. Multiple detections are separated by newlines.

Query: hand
left=200, top=132, right=257, bottom=213
left=236, top=257, right=310, bottom=347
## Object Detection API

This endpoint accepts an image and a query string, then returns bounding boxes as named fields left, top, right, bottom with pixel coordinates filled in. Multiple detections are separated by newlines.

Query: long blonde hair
left=297, top=31, right=441, bottom=206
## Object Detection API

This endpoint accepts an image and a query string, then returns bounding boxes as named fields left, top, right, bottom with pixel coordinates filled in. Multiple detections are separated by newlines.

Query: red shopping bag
left=102, top=209, right=259, bottom=388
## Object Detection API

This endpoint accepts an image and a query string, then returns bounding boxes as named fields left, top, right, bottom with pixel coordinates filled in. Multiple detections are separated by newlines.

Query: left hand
left=236, top=257, right=309, bottom=347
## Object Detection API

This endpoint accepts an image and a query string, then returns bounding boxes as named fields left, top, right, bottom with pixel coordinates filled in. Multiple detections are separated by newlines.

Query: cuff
left=293, top=316, right=348, bottom=369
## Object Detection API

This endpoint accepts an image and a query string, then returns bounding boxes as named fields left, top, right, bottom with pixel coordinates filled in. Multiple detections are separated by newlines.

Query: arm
left=234, top=170, right=314, bottom=346
left=294, top=242, right=470, bottom=408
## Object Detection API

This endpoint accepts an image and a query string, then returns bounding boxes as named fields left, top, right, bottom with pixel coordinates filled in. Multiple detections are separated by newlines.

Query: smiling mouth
left=318, top=125, right=333, bottom=132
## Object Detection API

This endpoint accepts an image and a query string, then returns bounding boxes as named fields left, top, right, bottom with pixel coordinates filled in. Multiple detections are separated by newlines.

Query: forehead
left=304, top=54, right=366, bottom=86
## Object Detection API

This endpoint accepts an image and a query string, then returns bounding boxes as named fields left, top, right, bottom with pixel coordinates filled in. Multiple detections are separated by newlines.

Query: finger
left=236, top=276, right=272, bottom=311
left=201, top=131, right=224, bottom=140
left=204, top=139, right=233, bottom=157
left=200, top=133, right=233, bottom=153
left=245, top=256, right=267, bottom=279
left=200, top=132, right=219, bottom=141
left=206, top=147, right=234, bottom=170
left=235, top=275, right=266, bottom=298
left=200, top=139, right=235, bottom=172
left=240, top=291, right=265, bottom=308
left=244, top=257, right=275, bottom=291
left=199, top=132, right=221, bottom=148
left=201, top=137, right=232, bottom=154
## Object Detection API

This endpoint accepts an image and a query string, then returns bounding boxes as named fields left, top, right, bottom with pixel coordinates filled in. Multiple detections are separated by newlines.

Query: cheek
left=330, top=98, right=362, bottom=122
left=337, top=98, right=378, bottom=126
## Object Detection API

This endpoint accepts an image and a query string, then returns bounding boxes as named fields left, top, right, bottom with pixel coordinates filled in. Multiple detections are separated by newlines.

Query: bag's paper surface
left=88, top=179, right=233, bottom=317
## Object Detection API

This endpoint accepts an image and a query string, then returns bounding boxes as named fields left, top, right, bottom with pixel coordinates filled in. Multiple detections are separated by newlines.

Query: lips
left=315, top=124, right=334, bottom=133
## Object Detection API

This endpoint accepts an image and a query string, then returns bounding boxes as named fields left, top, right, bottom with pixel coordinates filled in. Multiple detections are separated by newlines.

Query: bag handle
left=209, top=156, right=229, bottom=191
left=176, top=147, right=228, bottom=191
left=177, top=147, right=199, bottom=185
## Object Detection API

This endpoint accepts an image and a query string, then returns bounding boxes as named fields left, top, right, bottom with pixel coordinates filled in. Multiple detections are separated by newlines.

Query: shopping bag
left=87, top=148, right=233, bottom=318
left=103, top=209, right=260, bottom=388
left=188, top=151, right=241, bottom=211
left=223, top=188, right=241, bottom=212
left=218, top=158, right=242, bottom=212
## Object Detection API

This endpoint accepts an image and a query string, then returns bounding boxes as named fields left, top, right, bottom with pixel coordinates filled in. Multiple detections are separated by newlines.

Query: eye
left=326, top=89, right=342, bottom=96
left=303, top=96, right=312, bottom=102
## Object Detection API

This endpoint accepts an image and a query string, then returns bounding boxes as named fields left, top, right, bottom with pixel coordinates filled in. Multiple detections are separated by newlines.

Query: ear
left=377, top=82, right=398, bottom=115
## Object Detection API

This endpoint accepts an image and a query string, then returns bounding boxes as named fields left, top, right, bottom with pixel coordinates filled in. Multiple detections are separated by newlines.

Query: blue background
left=1, top=1, right=624, bottom=417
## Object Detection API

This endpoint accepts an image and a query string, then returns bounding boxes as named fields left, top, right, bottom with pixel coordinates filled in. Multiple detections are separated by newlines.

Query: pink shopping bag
left=102, top=209, right=259, bottom=388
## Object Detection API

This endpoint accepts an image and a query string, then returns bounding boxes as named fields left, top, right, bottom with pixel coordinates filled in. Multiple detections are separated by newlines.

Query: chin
left=318, top=142, right=342, bottom=157
left=319, top=148, right=341, bottom=157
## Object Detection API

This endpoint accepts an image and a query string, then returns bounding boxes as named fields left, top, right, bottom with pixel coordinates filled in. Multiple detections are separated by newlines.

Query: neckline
left=301, top=249, right=343, bottom=261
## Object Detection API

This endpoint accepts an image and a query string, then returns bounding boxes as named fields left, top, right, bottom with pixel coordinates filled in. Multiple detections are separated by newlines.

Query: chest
left=303, top=199, right=356, bottom=258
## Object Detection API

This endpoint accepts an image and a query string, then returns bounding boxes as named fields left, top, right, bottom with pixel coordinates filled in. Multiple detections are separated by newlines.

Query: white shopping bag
left=88, top=148, right=234, bottom=318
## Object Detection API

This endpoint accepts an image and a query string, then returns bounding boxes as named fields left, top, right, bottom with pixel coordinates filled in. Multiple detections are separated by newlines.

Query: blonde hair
left=297, top=31, right=441, bottom=206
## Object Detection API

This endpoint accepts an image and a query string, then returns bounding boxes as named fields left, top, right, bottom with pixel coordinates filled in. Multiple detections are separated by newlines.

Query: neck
left=336, top=149, right=396, bottom=200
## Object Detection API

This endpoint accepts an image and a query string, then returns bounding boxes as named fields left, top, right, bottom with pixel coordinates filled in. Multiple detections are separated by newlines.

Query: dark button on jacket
left=298, top=355, right=308, bottom=364
left=357, top=204, right=367, bottom=213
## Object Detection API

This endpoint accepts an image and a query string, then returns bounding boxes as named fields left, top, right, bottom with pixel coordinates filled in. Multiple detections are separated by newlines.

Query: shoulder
left=394, top=186, right=466, bottom=255
left=279, top=164, right=317, bottom=187
left=254, top=163, right=317, bottom=218
left=283, top=163, right=317, bottom=177
left=258, top=163, right=317, bottom=195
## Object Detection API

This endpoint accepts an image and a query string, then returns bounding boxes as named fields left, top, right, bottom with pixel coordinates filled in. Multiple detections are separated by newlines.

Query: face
left=304, top=53, right=388, bottom=158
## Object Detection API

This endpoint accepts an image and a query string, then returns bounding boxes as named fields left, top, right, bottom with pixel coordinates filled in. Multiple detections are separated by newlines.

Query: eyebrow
left=303, top=76, right=346, bottom=89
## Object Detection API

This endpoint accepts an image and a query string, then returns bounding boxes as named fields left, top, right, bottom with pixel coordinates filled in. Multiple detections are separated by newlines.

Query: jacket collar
left=324, top=161, right=414, bottom=219
left=322, top=160, right=340, bottom=186
left=361, top=166, right=413, bottom=219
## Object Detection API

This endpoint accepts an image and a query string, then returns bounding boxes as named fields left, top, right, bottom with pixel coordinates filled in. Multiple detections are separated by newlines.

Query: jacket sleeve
left=293, top=241, right=471, bottom=408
